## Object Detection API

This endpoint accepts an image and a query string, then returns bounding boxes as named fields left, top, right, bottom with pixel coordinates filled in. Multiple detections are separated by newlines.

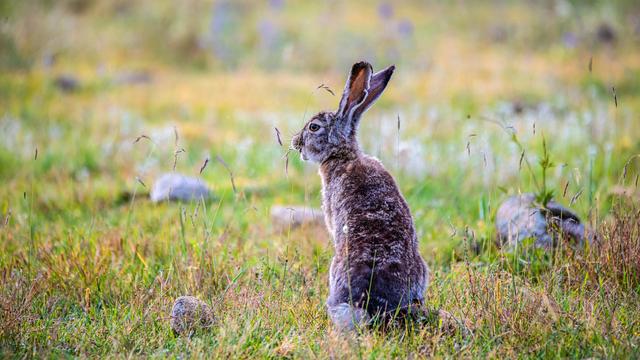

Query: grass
left=1, top=0, right=640, bottom=358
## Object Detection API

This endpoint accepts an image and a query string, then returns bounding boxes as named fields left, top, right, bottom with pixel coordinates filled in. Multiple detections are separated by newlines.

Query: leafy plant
left=508, top=130, right=555, bottom=207
left=536, top=135, right=555, bottom=206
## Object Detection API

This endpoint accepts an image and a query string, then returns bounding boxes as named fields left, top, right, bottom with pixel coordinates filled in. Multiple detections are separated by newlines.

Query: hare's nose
left=291, top=133, right=303, bottom=151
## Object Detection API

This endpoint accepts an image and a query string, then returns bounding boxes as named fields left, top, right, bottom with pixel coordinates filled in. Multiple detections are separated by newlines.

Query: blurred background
left=1, top=0, right=640, bottom=258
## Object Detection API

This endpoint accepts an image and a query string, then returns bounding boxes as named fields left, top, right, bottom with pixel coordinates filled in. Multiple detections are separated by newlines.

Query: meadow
left=1, top=0, right=640, bottom=358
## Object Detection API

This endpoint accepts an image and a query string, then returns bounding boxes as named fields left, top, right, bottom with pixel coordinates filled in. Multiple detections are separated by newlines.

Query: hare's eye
left=308, top=123, right=321, bottom=132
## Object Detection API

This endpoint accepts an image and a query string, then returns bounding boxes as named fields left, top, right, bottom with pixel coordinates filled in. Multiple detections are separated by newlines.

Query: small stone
left=270, top=205, right=324, bottom=230
left=113, top=71, right=152, bottom=86
left=488, top=24, right=509, bottom=43
left=596, top=22, right=616, bottom=44
left=53, top=74, right=80, bottom=92
left=170, top=296, right=215, bottom=336
left=510, top=99, right=537, bottom=115
left=150, top=173, right=210, bottom=203
left=495, top=193, right=586, bottom=249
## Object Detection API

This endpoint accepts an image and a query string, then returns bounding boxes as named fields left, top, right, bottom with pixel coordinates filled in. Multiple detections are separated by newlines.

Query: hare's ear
left=336, top=62, right=373, bottom=135
left=357, top=65, right=395, bottom=117
left=337, top=62, right=395, bottom=137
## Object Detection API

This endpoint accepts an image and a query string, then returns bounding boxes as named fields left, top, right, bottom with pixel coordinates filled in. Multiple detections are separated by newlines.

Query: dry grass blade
left=134, top=135, right=152, bottom=144
left=173, top=126, right=179, bottom=147
left=3, top=210, right=10, bottom=227
left=136, top=176, right=147, bottom=188
left=577, top=202, right=640, bottom=291
left=481, top=116, right=516, bottom=135
left=282, top=148, right=292, bottom=177
left=34, top=147, right=37, bottom=160
left=316, top=83, right=335, bottom=96
left=274, top=127, right=283, bottom=146
left=216, top=155, right=237, bottom=193
left=396, top=115, right=401, bottom=169
left=588, top=56, right=593, bottom=73
left=563, top=181, right=569, bottom=198
left=620, top=155, right=639, bottom=183
left=447, top=220, right=457, bottom=238
left=173, top=148, right=185, bottom=171
left=570, top=188, right=584, bottom=206
left=519, top=150, right=525, bottom=170
left=199, top=157, right=209, bottom=175
left=285, top=153, right=289, bottom=177
left=191, top=201, right=201, bottom=226
left=612, top=87, right=618, bottom=107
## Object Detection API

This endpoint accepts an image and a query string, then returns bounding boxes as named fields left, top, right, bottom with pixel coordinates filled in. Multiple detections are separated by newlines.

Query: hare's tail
left=327, top=303, right=370, bottom=332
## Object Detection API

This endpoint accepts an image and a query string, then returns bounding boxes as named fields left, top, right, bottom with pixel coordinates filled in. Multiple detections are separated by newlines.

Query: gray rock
left=54, top=74, right=80, bottom=92
left=170, top=296, right=215, bottom=336
left=596, top=22, right=616, bottom=44
left=150, top=173, right=210, bottom=203
left=270, top=205, right=324, bottom=230
left=495, top=193, right=586, bottom=249
left=113, top=71, right=152, bottom=86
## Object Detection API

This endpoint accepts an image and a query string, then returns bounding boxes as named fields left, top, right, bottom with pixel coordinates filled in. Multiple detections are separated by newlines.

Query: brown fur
left=291, top=62, right=429, bottom=329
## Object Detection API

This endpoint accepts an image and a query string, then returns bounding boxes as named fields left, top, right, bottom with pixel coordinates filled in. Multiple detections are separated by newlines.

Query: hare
left=291, top=62, right=429, bottom=331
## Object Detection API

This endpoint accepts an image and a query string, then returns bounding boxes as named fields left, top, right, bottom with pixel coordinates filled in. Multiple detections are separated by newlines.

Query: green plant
left=507, top=129, right=555, bottom=207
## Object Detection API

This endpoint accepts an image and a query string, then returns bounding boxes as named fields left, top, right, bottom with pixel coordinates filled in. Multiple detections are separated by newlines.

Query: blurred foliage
left=2, top=0, right=639, bottom=71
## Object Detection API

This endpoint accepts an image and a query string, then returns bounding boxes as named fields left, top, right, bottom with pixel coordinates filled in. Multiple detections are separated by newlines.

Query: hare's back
left=339, top=156, right=402, bottom=199
left=336, top=156, right=413, bottom=235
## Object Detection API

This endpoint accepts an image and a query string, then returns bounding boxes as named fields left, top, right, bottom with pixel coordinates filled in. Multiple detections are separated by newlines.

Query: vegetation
left=1, top=0, right=639, bottom=357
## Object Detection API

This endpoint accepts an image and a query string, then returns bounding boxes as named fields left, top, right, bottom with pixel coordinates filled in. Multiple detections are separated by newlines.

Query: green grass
left=1, top=0, right=640, bottom=358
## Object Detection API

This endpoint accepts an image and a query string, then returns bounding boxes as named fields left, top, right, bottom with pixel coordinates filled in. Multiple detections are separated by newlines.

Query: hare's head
left=291, top=61, right=395, bottom=163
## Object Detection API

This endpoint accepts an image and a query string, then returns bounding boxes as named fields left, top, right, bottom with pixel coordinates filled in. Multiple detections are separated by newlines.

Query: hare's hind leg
left=327, top=303, right=370, bottom=332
